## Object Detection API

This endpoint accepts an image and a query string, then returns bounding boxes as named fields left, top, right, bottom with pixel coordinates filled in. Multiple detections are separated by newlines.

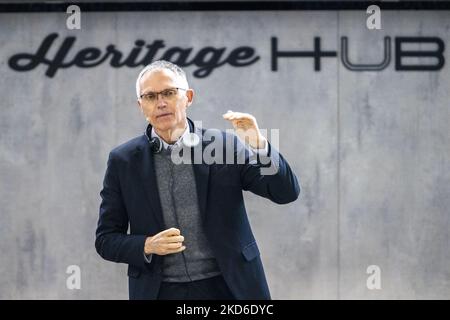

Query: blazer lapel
left=132, top=136, right=165, bottom=230
left=192, top=126, right=211, bottom=223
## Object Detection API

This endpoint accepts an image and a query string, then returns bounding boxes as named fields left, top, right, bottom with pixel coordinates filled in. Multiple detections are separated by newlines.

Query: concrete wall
left=0, top=8, right=449, bottom=299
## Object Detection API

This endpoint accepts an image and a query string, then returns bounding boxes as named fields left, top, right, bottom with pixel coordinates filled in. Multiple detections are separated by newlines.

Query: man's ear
left=186, top=89, right=194, bottom=107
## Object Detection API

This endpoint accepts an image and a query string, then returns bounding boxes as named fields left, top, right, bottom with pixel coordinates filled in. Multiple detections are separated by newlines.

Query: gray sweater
left=152, top=147, right=221, bottom=282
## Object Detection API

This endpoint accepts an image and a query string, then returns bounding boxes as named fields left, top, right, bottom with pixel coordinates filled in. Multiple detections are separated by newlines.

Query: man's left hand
left=222, top=110, right=267, bottom=149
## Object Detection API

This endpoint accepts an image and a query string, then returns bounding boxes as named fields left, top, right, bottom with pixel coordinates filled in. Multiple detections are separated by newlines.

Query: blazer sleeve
left=95, top=152, right=149, bottom=269
left=237, top=137, right=301, bottom=204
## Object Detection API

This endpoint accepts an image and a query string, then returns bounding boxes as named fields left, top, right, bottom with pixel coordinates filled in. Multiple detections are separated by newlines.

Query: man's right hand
left=144, top=227, right=186, bottom=255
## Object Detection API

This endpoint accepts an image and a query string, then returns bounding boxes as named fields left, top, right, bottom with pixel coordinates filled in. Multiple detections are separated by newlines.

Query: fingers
left=161, top=244, right=186, bottom=255
left=165, top=235, right=184, bottom=243
left=222, top=109, right=234, bottom=119
left=172, top=246, right=187, bottom=254
left=165, top=242, right=183, bottom=249
left=151, top=228, right=187, bottom=255
left=157, top=230, right=184, bottom=244
left=233, top=120, right=255, bottom=130
left=158, top=227, right=180, bottom=237
left=222, top=110, right=253, bottom=121
left=223, top=111, right=257, bottom=133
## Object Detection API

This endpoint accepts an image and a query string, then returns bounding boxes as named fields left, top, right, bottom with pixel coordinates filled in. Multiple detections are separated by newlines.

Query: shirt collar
left=150, top=121, right=190, bottom=150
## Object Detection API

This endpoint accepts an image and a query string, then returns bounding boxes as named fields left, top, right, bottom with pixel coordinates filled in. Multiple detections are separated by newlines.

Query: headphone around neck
left=145, top=118, right=197, bottom=154
left=145, top=124, right=163, bottom=154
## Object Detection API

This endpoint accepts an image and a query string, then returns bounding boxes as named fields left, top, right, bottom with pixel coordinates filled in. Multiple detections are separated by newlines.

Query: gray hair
left=135, top=60, right=189, bottom=99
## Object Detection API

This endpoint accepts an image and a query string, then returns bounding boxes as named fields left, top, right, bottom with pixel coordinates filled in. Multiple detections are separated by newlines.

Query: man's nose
left=156, top=94, right=167, bottom=108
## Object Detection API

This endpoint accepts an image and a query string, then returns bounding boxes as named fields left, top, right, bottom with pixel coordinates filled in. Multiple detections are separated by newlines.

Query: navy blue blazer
left=95, top=120, right=300, bottom=300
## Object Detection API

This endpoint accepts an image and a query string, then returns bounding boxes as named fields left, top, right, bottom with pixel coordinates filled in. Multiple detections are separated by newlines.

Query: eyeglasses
left=139, top=87, right=187, bottom=104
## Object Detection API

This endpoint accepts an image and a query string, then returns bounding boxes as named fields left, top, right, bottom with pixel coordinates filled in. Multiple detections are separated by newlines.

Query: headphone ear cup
left=145, top=123, right=162, bottom=154
left=150, top=137, right=162, bottom=154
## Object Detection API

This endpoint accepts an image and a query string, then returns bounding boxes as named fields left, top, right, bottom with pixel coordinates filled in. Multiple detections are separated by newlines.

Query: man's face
left=138, top=69, right=193, bottom=136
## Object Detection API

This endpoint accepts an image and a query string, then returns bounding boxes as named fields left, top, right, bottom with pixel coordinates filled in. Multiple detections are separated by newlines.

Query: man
left=95, top=60, right=300, bottom=300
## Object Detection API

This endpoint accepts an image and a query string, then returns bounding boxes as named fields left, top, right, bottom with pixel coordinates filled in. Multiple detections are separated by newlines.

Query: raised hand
left=222, top=110, right=266, bottom=149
